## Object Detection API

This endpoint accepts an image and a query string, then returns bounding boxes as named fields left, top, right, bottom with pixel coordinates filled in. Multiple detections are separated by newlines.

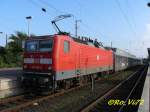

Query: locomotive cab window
left=64, top=41, right=70, bottom=53
left=39, top=40, right=53, bottom=52
left=26, top=41, right=38, bottom=52
left=25, top=39, right=53, bottom=52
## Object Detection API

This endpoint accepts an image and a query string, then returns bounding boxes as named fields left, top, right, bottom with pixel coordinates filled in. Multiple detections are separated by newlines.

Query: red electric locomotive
left=22, top=34, right=113, bottom=93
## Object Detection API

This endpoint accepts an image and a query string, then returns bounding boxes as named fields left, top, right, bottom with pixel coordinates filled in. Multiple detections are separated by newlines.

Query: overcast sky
left=0, top=0, right=149, bottom=58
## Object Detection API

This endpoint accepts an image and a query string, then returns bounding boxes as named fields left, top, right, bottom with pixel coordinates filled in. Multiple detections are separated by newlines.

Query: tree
left=6, top=31, right=28, bottom=66
left=0, top=46, right=7, bottom=67
left=8, top=31, right=28, bottom=53
left=0, top=46, right=6, bottom=55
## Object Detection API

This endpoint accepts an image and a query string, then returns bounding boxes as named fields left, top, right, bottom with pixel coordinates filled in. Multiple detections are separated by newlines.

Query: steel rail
left=0, top=95, right=24, bottom=104
left=118, top=66, right=147, bottom=112
left=80, top=67, right=144, bottom=112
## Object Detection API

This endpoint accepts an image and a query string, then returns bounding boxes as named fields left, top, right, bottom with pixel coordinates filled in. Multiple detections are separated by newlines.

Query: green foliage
left=0, top=31, right=28, bottom=68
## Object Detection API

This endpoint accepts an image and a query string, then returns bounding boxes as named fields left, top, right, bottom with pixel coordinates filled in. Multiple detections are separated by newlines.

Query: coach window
left=64, top=41, right=70, bottom=53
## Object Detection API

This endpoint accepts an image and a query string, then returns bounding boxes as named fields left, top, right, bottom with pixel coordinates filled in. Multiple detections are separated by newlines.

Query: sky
left=0, top=0, right=149, bottom=58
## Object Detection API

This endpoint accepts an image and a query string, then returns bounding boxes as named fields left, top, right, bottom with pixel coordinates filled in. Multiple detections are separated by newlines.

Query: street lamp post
left=25, top=16, right=32, bottom=37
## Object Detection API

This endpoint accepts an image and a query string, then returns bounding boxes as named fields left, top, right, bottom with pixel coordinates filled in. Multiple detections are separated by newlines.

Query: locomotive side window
left=64, top=41, right=70, bottom=53
left=26, top=41, right=38, bottom=52
left=39, top=40, right=53, bottom=52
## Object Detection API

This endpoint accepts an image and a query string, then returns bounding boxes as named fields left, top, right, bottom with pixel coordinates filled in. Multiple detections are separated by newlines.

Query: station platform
left=138, top=65, right=149, bottom=112
left=0, top=68, right=23, bottom=98
left=0, top=67, right=22, bottom=77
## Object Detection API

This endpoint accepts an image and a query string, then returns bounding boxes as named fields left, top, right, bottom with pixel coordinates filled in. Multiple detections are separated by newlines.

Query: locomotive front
left=22, top=35, right=55, bottom=94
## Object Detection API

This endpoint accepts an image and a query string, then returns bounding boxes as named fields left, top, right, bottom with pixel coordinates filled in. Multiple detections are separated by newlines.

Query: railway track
left=0, top=83, right=88, bottom=112
left=81, top=65, right=148, bottom=112
left=0, top=66, right=142, bottom=112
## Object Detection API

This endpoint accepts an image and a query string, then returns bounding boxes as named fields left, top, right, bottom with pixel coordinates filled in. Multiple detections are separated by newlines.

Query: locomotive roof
left=27, top=34, right=106, bottom=50
left=72, top=37, right=88, bottom=45
left=72, top=37, right=105, bottom=49
left=27, top=35, right=53, bottom=40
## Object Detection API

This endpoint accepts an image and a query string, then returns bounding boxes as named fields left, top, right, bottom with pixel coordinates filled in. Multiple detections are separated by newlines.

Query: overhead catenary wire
left=27, top=0, right=73, bottom=32
left=115, top=0, right=137, bottom=38
left=27, top=0, right=43, bottom=11
left=72, top=0, right=83, bottom=18
left=125, top=0, right=137, bottom=33
left=70, top=1, right=114, bottom=45
left=81, top=22, right=112, bottom=40
left=37, top=0, right=64, bottom=14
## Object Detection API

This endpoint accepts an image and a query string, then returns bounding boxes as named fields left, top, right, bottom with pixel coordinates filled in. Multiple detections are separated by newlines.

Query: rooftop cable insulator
left=82, top=36, right=84, bottom=40
left=85, top=37, right=87, bottom=41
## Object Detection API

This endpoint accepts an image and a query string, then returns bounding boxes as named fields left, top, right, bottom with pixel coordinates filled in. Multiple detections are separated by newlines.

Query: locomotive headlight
left=24, top=58, right=34, bottom=64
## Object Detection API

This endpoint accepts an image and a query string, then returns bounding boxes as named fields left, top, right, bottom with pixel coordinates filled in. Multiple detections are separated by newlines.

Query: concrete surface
left=0, top=68, right=23, bottom=98
left=138, top=66, right=149, bottom=112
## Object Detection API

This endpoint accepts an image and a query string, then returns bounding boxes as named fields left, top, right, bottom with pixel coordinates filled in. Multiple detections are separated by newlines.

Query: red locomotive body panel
left=52, top=35, right=113, bottom=80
